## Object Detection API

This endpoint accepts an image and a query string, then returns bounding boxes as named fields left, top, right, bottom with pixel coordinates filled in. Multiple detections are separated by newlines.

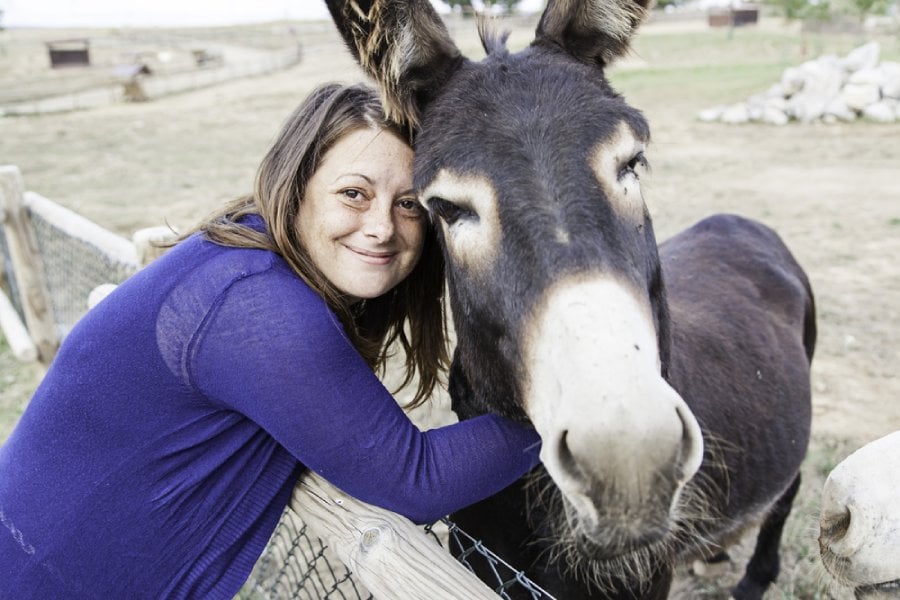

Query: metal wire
left=27, top=207, right=138, bottom=339
left=241, top=509, right=557, bottom=600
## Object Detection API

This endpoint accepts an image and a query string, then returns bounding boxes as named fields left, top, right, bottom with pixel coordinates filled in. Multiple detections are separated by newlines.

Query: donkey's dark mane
left=477, top=18, right=512, bottom=57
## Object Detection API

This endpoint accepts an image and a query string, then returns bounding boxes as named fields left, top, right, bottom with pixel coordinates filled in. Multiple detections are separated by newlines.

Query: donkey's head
left=327, top=0, right=704, bottom=560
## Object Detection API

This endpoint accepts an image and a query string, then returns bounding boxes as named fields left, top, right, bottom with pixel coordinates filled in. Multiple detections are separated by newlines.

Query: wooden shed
left=708, top=5, right=760, bottom=27
left=46, top=39, right=91, bottom=68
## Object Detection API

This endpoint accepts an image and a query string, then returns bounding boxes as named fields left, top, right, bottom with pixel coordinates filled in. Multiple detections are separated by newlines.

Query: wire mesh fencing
left=239, top=510, right=374, bottom=600
left=25, top=194, right=140, bottom=339
left=241, top=508, right=557, bottom=600
left=0, top=188, right=141, bottom=343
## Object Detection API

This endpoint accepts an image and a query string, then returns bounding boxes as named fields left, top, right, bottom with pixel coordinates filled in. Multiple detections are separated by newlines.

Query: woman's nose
left=361, top=199, right=395, bottom=241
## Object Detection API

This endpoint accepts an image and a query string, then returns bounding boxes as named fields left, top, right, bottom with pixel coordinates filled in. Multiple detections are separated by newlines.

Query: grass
left=611, top=24, right=900, bottom=110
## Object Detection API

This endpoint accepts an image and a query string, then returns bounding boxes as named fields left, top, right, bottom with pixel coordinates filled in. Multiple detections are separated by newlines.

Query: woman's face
left=298, top=127, right=425, bottom=303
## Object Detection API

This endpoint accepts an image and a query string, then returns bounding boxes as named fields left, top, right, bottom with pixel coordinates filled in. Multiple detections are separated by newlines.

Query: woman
left=0, top=83, right=540, bottom=598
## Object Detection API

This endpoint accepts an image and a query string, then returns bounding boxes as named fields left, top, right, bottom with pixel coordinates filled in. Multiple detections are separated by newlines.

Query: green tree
left=844, top=0, right=888, bottom=22
left=765, top=0, right=832, bottom=21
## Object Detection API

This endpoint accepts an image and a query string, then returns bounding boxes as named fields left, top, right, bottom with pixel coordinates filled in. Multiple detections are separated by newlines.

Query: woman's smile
left=343, top=244, right=397, bottom=265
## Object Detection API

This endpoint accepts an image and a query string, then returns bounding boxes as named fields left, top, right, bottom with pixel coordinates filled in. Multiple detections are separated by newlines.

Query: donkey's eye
left=429, top=197, right=475, bottom=226
left=619, top=152, right=649, bottom=181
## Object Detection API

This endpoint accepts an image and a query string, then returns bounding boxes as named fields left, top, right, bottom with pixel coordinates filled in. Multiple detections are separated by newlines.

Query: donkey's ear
left=533, top=0, right=651, bottom=67
left=326, top=0, right=463, bottom=130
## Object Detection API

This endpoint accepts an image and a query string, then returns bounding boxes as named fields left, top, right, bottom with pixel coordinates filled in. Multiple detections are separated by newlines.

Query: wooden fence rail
left=291, top=474, right=498, bottom=599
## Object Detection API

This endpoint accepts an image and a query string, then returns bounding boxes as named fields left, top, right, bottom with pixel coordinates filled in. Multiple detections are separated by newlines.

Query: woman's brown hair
left=189, top=83, right=448, bottom=407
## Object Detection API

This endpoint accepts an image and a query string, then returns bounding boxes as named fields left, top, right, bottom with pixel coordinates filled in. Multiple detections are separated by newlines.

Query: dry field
left=1, top=13, right=899, bottom=599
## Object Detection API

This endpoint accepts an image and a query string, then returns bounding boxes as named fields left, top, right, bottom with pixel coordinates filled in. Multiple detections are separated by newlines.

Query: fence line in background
left=1, top=46, right=302, bottom=116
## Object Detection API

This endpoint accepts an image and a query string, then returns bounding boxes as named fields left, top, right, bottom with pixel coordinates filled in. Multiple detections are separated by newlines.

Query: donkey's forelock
left=477, top=18, right=512, bottom=58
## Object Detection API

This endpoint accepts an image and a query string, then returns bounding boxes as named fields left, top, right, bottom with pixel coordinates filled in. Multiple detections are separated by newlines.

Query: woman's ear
left=325, top=0, right=465, bottom=130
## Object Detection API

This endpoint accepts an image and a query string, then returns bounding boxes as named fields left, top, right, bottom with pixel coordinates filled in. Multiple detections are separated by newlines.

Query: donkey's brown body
left=326, top=1, right=815, bottom=597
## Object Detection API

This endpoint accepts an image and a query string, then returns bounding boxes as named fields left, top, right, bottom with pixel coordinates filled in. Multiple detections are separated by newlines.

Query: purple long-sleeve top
left=0, top=223, right=540, bottom=599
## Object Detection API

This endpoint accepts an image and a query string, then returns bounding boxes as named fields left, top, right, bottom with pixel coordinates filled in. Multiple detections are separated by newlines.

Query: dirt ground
left=1, top=13, right=899, bottom=599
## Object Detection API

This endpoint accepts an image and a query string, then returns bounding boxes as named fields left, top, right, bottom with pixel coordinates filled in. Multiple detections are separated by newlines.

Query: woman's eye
left=396, top=198, right=424, bottom=216
left=342, top=188, right=364, bottom=201
left=428, top=197, right=474, bottom=226
left=619, top=152, right=649, bottom=180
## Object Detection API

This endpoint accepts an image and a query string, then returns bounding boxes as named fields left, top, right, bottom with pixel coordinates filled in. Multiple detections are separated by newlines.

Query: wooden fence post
left=0, top=288, right=38, bottom=362
left=291, top=473, right=499, bottom=600
left=0, top=166, right=59, bottom=363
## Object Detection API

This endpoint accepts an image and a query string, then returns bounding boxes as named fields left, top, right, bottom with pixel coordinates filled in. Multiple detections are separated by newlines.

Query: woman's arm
left=188, top=267, right=540, bottom=523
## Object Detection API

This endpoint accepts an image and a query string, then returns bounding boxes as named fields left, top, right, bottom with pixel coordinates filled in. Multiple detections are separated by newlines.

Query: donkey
left=325, top=1, right=816, bottom=598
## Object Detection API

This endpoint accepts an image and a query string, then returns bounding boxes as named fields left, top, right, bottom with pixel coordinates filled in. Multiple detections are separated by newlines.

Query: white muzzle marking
left=524, top=276, right=703, bottom=527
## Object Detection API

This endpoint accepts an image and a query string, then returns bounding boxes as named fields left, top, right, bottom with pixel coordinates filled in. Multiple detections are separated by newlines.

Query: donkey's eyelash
left=428, top=197, right=476, bottom=226
left=619, top=152, right=649, bottom=180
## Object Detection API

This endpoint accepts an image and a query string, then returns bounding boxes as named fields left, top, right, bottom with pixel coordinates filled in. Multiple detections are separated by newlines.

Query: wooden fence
left=0, top=165, right=554, bottom=600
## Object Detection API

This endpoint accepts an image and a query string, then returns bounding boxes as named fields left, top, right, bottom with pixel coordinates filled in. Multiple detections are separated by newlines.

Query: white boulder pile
left=699, top=42, right=900, bottom=125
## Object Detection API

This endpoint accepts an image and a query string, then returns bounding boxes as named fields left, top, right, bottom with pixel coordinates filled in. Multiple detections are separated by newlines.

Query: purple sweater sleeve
left=188, top=267, right=540, bottom=524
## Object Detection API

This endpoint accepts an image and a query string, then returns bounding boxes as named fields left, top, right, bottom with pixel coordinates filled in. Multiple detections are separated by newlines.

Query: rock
left=761, top=106, right=789, bottom=125
left=745, top=93, right=769, bottom=121
left=849, top=67, right=884, bottom=87
left=824, top=97, right=858, bottom=122
left=785, top=60, right=845, bottom=122
left=841, top=83, right=881, bottom=111
left=841, top=41, right=881, bottom=73
left=862, top=101, right=896, bottom=122
left=765, top=96, right=788, bottom=112
left=720, top=103, right=751, bottom=124
left=786, top=93, right=827, bottom=122
left=764, top=83, right=786, bottom=100
left=881, top=62, right=900, bottom=99
left=697, top=106, right=726, bottom=122
left=780, top=67, right=806, bottom=96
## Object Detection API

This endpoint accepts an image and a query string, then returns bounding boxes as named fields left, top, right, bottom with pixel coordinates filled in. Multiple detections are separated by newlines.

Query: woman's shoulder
left=155, top=236, right=340, bottom=378
left=166, top=234, right=319, bottom=308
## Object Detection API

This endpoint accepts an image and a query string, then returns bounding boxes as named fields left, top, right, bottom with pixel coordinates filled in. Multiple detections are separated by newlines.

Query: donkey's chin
left=562, top=493, right=675, bottom=560
left=820, top=546, right=900, bottom=599
left=554, top=502, right=676, bottom=594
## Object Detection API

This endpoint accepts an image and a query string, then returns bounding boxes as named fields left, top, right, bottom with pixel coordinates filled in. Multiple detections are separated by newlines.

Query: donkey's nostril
left=819, top=506, right=852, bottom=545
left=557, top=430, right=576, bottom=475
